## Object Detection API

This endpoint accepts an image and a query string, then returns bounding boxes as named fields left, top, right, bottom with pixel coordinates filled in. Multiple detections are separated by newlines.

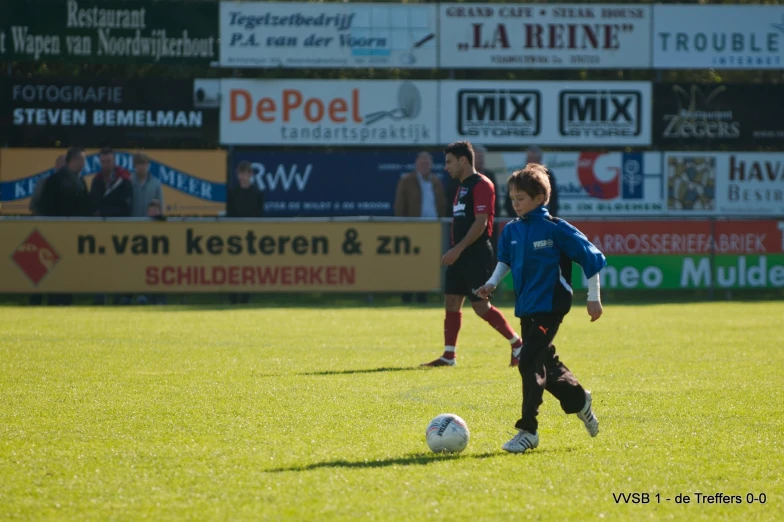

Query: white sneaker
left=576, top=391, right=599, bottom=437
left=502, top=430, right=539, bottom=454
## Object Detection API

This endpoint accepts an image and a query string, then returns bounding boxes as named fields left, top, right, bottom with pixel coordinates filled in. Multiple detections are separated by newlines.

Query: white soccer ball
left=426, top=413, right=470, bottom=453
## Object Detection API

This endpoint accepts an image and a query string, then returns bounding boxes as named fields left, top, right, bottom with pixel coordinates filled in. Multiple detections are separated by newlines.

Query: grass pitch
left=1, top=301, right=782, bottom=521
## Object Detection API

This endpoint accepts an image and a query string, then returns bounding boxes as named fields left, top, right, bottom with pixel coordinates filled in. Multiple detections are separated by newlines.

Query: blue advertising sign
left=229, top=151, right=446, bottom=217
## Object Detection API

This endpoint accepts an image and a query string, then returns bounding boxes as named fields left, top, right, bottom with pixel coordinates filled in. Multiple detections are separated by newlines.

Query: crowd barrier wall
left=494, top=218, right=784, bottom=292
left=0, top=218, right=442, bottom=293
left=1, top=217, right=782, bottom=294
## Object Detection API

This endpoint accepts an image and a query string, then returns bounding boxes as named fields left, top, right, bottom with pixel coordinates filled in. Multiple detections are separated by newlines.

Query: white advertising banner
left=219, top=79, right=438, bottom=146
left=440, top=81, right=652, bottom=146
left=439, top=4, right=651, bottom=69
left=220, top=2, right=437, bottom=69
left=665, top=153, right=784, bottom=216
left=487, top=151, right=663, bottom=216
left=653, top=5, right=784, bottom=69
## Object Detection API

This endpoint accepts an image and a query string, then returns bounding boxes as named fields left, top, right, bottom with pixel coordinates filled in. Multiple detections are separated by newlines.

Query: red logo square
left=11, top=230, right=60, bottom=285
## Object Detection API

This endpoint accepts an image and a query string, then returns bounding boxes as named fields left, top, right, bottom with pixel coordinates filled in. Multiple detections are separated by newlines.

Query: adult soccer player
left=421, top=141, right=523, bottom=367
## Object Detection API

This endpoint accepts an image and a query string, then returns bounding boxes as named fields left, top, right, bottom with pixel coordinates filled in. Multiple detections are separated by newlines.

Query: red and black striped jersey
left=451, top=173, right=495, bottom=249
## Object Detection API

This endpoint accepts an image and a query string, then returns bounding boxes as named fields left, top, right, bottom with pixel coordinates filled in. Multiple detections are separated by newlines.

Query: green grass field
left=1, top=301, right=782, bottom=521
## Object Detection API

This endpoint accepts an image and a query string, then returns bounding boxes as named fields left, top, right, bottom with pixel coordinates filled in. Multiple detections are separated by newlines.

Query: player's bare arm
left=441, top=213, right=489, bottom=266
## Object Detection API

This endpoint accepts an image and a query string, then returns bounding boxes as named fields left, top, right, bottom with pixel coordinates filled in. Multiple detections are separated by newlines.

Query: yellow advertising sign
left=0, top=148, right=227, bottom=216
left=0, top=220, right=442, bottom=293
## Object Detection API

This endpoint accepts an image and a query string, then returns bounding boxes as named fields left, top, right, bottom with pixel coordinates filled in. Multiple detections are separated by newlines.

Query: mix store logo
left=11, top=229, right=60, bottom=285
left=1, top=152, right=225, bottom=203
left=559, top=90, right=642, bottom=138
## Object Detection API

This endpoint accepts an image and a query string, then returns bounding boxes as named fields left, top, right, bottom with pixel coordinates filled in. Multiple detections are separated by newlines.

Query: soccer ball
left=426, top=413, right=470, bottom=453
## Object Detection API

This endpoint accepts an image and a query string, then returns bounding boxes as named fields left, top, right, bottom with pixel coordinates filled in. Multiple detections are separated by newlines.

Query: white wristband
left=587, top=272, right=601, bottom=301
left=486, top=262, right=511, bottom=287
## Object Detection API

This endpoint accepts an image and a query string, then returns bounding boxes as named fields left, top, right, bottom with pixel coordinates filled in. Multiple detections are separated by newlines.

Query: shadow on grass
left=300, top=366, right=421, bottom=376
left=266, top=451, right=503, bottom=473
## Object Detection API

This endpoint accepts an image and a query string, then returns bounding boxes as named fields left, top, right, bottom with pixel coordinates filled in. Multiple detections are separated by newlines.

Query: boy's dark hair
left=99, top=146, right=113, bottom=156
left=508, top=163, right=551, bottom=205
left=65, top=147, right=84, bottom=163
left=444, top=141, right=474, bottom=167
left=237, top=160, right=253, bottom=173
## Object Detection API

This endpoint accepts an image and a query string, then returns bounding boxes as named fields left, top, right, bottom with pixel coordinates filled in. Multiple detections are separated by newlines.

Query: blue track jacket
left=497, top=207, right=607, bottom=318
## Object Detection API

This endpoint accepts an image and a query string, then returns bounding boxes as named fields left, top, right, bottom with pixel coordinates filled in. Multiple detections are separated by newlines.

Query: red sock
left=443, top=311, right=462, bottom=359
left=480, top=306, right=519, bottom=344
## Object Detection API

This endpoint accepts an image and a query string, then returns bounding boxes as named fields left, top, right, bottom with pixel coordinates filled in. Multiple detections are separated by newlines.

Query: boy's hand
left=474, top=284, right=495, bottom=299
left=587, top=301, right=603, bottom=322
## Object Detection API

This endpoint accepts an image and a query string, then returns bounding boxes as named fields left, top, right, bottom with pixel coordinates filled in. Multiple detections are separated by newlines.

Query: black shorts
left=445, top=242, right=495, bottom=302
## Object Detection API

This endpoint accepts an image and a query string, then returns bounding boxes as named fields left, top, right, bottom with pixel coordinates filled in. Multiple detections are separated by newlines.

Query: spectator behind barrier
left=394, top=151, right=447, bottom=304
left=90, top=147, right=133, bottom=305
left=29, top=154, right=66, bottom=216
left=227, top=161, right=265, bottom=305
left=38, top=147, right=88, bottom=219
left=29, top=154, right=67, bottom=307
left=37, top=147, right=88, bottom=306
left=394, top=151, right=447, bottom=219
left=131, top=152, right=164, bottom=218
left=227, top=160, right=265, bottom=218
left=89, top=147, right=133, bottom=218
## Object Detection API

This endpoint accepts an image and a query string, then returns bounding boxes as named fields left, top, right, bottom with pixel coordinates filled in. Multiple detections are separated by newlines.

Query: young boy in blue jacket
left=475, top=163, right=607, bottom=454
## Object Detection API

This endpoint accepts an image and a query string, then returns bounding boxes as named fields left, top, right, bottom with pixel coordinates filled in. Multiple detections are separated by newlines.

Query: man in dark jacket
left=29, top=154, right=66, bottom=216
left=89, top=147, right=133, bottom=218
left=38, top=147, right=89, bottom=218
left=89, top=147, right=133, bottom=305
left=227, top=160, right=265, bottom=218
left=505, top=146, right=559, bottom=218
left=28, top=154, right=66, bottom=306
left=227, top=161, right=264, bottom=304
left=37, top=147, right=89, bottom=305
